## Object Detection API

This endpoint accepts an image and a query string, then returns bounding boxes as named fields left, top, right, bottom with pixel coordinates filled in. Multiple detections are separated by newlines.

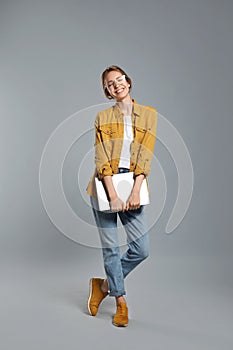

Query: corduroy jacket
left=86, top=100, right=158, bottom=198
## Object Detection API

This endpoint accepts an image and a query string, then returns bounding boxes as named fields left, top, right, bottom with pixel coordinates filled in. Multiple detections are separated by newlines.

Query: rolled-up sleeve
left=94, top=115, right=113, bottom=180
left=134, top=109, right=158, bottom=177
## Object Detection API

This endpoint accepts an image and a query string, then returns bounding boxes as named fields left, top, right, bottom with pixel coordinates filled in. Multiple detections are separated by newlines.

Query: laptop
left=94, top=172, right=150, bottom=211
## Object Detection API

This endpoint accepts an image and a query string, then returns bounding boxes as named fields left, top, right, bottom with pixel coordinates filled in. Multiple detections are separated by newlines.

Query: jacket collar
left=132, top=99, right=140, bottom=116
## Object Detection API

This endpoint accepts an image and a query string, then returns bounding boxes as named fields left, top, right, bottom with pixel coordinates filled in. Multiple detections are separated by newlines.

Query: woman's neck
left=116, top=96, right=133, bottom=115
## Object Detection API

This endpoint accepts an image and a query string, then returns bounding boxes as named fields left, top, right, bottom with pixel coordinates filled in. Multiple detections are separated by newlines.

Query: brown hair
left=101, top=65, right=132, bottom=99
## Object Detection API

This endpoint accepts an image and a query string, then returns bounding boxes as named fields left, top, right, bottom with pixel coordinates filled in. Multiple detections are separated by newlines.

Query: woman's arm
left=125, top=174, right=145, bottom=210
left=102, top=175, right=118, bottom=201
left=102, top=176, right=125, bottom=212
left=94, top=115, right=113, bottom=180
left=134, top=108, right=158, bottom=177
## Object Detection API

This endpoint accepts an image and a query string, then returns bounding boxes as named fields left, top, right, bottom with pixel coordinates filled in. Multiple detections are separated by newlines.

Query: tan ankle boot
left=88, top=278, right=108, bottom=316
left=113, top=302, right=128, bottom=327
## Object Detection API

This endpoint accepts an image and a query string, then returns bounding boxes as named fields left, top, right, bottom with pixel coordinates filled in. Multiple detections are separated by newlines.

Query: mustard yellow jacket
left=86, top=100, right=158, bottom=197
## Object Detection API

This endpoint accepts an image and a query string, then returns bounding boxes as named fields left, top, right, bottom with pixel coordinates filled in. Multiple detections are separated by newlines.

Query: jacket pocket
left=135, top=126, right=147, bottom=143
left=99, top=126, right=117, bottom=140
left=135, top=126, right=147, bottom=132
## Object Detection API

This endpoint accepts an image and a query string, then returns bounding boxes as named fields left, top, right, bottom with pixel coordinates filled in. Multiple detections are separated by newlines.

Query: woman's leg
left=118, top=205, right=149, bottom=278
left=90, top=196, right=126, bottom=297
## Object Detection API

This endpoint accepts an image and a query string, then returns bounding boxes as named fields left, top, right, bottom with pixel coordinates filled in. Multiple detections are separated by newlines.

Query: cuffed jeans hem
left=108, top=290, right=126, bottom=297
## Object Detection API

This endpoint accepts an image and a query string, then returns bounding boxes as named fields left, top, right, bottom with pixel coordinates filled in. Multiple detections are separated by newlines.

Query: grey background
left=1, top=0, right=233, bottom=349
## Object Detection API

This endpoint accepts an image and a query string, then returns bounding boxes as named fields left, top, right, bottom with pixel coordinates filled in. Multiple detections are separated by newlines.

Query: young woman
left=86, top=65, right=158, bottom=327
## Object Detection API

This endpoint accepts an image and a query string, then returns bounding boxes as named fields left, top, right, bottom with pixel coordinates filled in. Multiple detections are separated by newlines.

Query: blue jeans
left=90, top=171, right=149, bottom=297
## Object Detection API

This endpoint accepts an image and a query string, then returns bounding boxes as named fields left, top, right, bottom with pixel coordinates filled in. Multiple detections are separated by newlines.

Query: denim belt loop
left=118, top=167, right=130, bottom=174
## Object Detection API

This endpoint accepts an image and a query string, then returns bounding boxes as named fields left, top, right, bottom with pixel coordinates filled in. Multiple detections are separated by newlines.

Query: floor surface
left=1, top=254, right=233, bottom=350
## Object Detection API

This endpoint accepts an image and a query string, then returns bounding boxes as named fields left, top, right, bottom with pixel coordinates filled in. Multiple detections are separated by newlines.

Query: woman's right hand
left=109, top=197, right=126, bottom=212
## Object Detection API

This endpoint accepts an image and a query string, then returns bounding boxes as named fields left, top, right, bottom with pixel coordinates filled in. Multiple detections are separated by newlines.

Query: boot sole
left=87, top=278, right=94, bottom=315
left=112, top=321, right=128, bottom=327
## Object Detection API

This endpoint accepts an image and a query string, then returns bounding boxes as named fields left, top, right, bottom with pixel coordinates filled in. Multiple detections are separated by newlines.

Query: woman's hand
left=110, top=196, right=126, bottom=212
left=125, top=190, right=140, bottom=211
left=125, top=174, right=144, bottom=210
left=102, top=176, right=124, bottom=212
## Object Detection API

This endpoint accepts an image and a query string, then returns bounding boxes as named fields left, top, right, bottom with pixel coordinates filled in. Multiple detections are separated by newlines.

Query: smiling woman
left=86, top=65, right=158, bottom=327
left=101, top=65, right=132, bottom=100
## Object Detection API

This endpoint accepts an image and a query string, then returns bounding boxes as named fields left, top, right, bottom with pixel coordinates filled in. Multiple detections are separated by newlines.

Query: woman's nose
left=113, top=80, right=119, bottom=87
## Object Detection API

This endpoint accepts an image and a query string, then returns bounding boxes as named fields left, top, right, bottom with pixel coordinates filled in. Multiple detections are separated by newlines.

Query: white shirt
left=118, top=115, right=133, bottom=169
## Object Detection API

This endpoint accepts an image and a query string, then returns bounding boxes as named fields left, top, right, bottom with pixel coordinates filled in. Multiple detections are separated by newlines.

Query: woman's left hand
left=125, top=191, right=140, bottom=210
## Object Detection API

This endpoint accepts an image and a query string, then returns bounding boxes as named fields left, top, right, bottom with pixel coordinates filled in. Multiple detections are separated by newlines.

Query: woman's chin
left=115, top=93, right=130, bottom=102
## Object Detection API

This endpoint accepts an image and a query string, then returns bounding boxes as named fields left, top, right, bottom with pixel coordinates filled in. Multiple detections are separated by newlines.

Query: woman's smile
left=115, top=87, right=125, bottom=94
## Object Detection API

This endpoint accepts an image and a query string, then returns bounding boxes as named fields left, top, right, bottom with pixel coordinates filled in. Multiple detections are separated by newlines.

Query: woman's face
left=104, top=70, right=131, bottom=101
